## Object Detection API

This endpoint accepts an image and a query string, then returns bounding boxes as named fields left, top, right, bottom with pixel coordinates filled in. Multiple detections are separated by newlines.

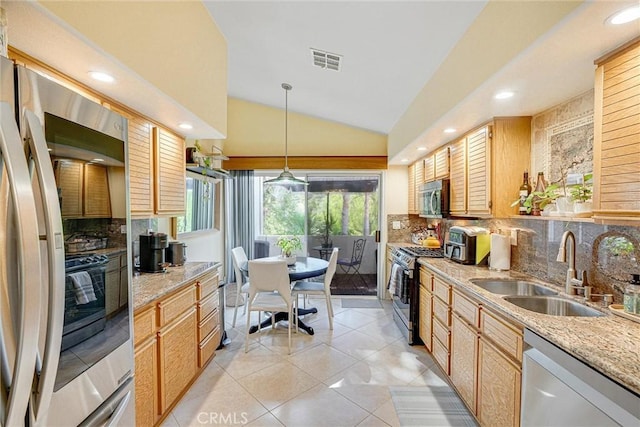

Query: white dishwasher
left=521, top=329, right=640, bottom=427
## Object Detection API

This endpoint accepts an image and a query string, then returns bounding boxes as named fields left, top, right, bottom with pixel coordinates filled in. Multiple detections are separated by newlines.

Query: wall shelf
left=508, top=215, right=594, bottom=223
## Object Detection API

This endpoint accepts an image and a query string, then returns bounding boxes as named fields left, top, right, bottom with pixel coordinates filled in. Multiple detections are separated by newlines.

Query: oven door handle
left=0, top=102, right=42, bottom=426
left=23, top=110, right=66, bottom=423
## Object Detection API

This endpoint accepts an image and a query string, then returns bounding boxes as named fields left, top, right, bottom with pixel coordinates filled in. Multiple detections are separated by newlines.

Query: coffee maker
left=139, top=231, right=169, bottom=272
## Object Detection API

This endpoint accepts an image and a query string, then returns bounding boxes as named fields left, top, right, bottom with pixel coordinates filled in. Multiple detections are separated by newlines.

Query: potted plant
left=514, top=183, right=561, bottom=216
left=276, top=235, right=302, bottom=265
left=569, top=173, right=593, bottom=215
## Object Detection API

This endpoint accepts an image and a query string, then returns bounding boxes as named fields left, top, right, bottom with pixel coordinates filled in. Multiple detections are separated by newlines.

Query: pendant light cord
left=282, top=82, right=292, bottom=171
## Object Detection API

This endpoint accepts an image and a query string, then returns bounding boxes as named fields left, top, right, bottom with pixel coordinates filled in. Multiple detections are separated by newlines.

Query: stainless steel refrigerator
left=0, top=55, right=134, bottom=426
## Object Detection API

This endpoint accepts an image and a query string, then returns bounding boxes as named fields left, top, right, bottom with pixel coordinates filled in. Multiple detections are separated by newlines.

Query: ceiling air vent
left=310, top=48, right=342, bottom=72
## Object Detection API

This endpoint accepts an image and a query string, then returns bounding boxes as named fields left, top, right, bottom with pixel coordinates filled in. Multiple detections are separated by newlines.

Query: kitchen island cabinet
left=593, top=37, right=640, bottom=224
left=132, top=263, right=221, bottom=426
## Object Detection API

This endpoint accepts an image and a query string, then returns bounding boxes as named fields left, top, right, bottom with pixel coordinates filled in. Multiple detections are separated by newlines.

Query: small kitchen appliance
left=139, top=232, right=169, bottom=272
left=444, top=226, right=490, bottom=265
left=166, top=241, right=187, bottom=266
left=418, top=179, right=450, bottom=218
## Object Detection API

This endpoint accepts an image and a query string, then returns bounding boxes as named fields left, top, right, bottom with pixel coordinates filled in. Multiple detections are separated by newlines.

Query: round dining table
left=241, top=256, right=329, bottom=335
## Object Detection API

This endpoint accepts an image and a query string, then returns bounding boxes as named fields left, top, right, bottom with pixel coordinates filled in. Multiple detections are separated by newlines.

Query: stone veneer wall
left=387, top=89, right=639, bottom=303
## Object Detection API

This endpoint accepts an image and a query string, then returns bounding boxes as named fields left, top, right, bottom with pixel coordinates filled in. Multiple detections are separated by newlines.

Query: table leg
left=248, top=307, right=318, bottom=335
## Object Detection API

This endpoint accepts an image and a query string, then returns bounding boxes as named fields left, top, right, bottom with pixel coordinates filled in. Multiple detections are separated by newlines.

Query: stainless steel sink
left=470, top=279, right=558, bottom=296
left=503, top=296, right=604, bottom=317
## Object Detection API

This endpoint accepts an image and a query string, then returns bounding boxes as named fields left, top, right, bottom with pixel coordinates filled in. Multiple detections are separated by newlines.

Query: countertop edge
left=417, top=257, right=640, bottom=396
left=132, top=261, right=222, bottom=311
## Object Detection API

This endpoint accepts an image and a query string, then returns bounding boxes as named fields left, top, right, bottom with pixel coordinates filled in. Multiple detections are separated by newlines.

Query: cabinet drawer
left=419, top=268, right=433, bottom=291
left=433, top=317, right=450, bottom=350
left=134, top=306, right=156, bottom=346
left=480, top=309, right=523, bottom=362
left=198, top=290, right=219, bottom=321
left=199, top=326, right=220, bottom=368
left=158, top=284, right=196, bottom=327
left=433, top=276, right=451, bottom=303
left=432, top=334, right=450, bottom=375
left=196, top=271, right=218, bottom=300
left=198, top=308, right=219, bottom=342
left=433, top=296, right=451, bottom=326
left=106, top=255, right=120, bottom=273
left=452, top=289, right=480, bottom=326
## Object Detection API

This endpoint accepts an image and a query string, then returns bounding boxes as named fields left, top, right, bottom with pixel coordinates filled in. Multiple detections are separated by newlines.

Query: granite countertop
left=418, top=257, right=640, bottom=396
left=132, top=261, right=221, bottom=310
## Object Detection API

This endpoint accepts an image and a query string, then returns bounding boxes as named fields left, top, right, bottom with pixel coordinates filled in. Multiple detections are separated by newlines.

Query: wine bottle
left=518, top=170, right=531, bottom=215
left=532, top=172, right=546, bottom=216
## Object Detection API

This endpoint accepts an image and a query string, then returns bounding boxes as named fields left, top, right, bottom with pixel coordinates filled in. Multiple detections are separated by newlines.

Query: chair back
left=350, top=238, right=366, bottom=264
left=231, top=246, right=248, bottom=287
left=254, top=239, right=270, bottom=259
left=324, top=247, right=339, bottom=292
left=248, top=258, right=292, bottom=305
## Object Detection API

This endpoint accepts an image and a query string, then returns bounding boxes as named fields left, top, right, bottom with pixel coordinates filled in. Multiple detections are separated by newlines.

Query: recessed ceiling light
left=495, top=91, right=514, bottom=100
left=178, top=123, right=193, bottom=130
left=607, top=5, right=640, bottom=25
left=91, top=158, right=104, bottom=162
left=444, top=128, right=456, bottom=134
left=88, top=71, right=114, bottom=83
left=401, top=158, right=409, bottom=163
left=417, top=147, right=427, bottom=151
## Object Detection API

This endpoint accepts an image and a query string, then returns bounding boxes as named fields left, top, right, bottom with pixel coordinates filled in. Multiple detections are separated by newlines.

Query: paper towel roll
left=490, top=233, right=511, bottom=271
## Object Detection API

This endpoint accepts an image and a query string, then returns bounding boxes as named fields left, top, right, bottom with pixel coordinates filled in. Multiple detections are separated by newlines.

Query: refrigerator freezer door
left=0, top=101, right=42, bottom=426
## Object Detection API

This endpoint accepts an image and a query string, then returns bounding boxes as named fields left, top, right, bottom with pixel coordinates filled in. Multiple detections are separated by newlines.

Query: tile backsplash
left=387, top=214, right=640, bottom=303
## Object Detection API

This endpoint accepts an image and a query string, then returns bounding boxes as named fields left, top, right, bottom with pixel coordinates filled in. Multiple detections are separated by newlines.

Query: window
left=260, top=178, right=305, bottom=235
left=176, top=174, right=218, bottom=235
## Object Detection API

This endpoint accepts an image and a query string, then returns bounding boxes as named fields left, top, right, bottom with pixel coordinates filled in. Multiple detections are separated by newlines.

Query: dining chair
left=245, top=258, right=294, bottom=354
left=291, top=247, right=338, bottom=330
left=231, top=246, right=250, bottom=327
left=337, top=238, right=366, bottom=285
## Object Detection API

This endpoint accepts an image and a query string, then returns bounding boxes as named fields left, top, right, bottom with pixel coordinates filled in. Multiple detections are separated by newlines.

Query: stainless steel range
left=388, top=246, right=443, bottom=344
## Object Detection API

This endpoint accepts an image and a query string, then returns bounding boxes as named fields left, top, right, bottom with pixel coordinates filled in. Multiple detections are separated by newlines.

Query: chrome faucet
left=556, top=230, right=589, bottom=295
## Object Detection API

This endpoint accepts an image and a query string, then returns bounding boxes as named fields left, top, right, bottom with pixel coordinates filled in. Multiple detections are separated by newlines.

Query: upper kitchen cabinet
left=128, top=117, right=155, bottom=217
left=423, top=146, right=450, bottom=183
left=54, top=159, right=111, bottom=218
left=408, top=159, right=425, bottom=214
left=153, top=127, right=186, bottom=216
left=593, top=37, right=640, bottom=224
left=448, top=117, right=531, bottom=218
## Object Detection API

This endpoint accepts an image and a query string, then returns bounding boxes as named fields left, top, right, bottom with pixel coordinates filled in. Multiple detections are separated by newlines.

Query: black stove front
left=389, top=246, right=443, bottom=345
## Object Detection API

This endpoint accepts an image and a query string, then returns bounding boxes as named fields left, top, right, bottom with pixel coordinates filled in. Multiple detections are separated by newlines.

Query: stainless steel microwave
left=418, top=179, right=450, bottom=218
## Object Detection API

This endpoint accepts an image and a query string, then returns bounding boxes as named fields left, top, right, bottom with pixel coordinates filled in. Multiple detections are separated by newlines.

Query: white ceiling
left=3, top=1, right=639, bottom=166
left=203, top=1, right=487, bottom=134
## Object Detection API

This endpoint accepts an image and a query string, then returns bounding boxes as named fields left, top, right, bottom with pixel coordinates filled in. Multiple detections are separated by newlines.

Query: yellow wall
left=388, top=0, right=582, bottom=158
left=39, top=0, right=227, bottom=137
left=226, top=98, right=387, bottom=157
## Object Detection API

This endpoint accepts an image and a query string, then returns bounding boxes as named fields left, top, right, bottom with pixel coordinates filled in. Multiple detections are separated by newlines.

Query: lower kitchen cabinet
left=478, top=337, right=522, bottom=427
left=105, top=252, right=129, bottom=317
left=418, top=276, right=432, bottom=351
left=451, top=313, right=478, bottom=412
left=133, top=269, right=220, bottom=426
left=421, top=264, right=523, bottom=427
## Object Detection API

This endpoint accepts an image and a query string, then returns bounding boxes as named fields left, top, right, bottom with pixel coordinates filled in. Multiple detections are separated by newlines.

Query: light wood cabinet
left=106, top=252, right=128, bottom=317
left=133, top=269, right=220, bottom=426
left=449, top=138, right=466, bottom=216
left=424, top=155, right=435, bottom=183
left=128, top=116, right=155, bottom=217
left=418, top=267, right=432, bottom=351
left=158, top=306, right=198, bottom=413
left=446, top=117, right=530, bottom=218
left=54, top=159, right=111, bottom=218
left=154, top=127, right=185, bottom=216
left=478, top=337, right=521, bottom=427
left=408, top=160, right=425, bottom=214
left=421, top=265, right=523, bottom=427
left=434, top=146, right=450, bottom=179
left=593, top=37, right=640, bottom=224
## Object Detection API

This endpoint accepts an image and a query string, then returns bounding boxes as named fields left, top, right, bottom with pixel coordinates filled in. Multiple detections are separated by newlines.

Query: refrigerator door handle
left=0, top=102, right=42, bottom=426
left=23, top=110, right=66, bottom=423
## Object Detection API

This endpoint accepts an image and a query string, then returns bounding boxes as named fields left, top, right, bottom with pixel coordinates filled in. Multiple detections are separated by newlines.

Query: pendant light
left=264, top=83, right=308, bottom=186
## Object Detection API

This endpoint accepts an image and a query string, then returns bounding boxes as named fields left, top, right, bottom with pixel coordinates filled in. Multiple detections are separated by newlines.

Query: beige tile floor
left=161, top=297, right=449, bottom=427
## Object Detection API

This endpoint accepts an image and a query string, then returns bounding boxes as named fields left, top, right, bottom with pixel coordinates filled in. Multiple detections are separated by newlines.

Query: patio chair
left=337, top=238, right=366, bottom=285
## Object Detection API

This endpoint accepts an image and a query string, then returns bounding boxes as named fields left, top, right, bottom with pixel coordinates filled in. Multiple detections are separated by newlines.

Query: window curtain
left=224, top=170, right=255, bottom=286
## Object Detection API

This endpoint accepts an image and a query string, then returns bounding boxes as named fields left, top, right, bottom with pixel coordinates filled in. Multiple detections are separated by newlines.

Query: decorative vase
left=555, top=197, right=574, bottom=216
left=573, top=201, right=593, bottom=217
left=281, top=254, right=296, bottom=266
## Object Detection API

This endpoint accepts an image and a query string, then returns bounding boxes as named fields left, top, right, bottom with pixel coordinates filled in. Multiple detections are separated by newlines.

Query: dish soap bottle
left=623, top=274, right=640, bottom=314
